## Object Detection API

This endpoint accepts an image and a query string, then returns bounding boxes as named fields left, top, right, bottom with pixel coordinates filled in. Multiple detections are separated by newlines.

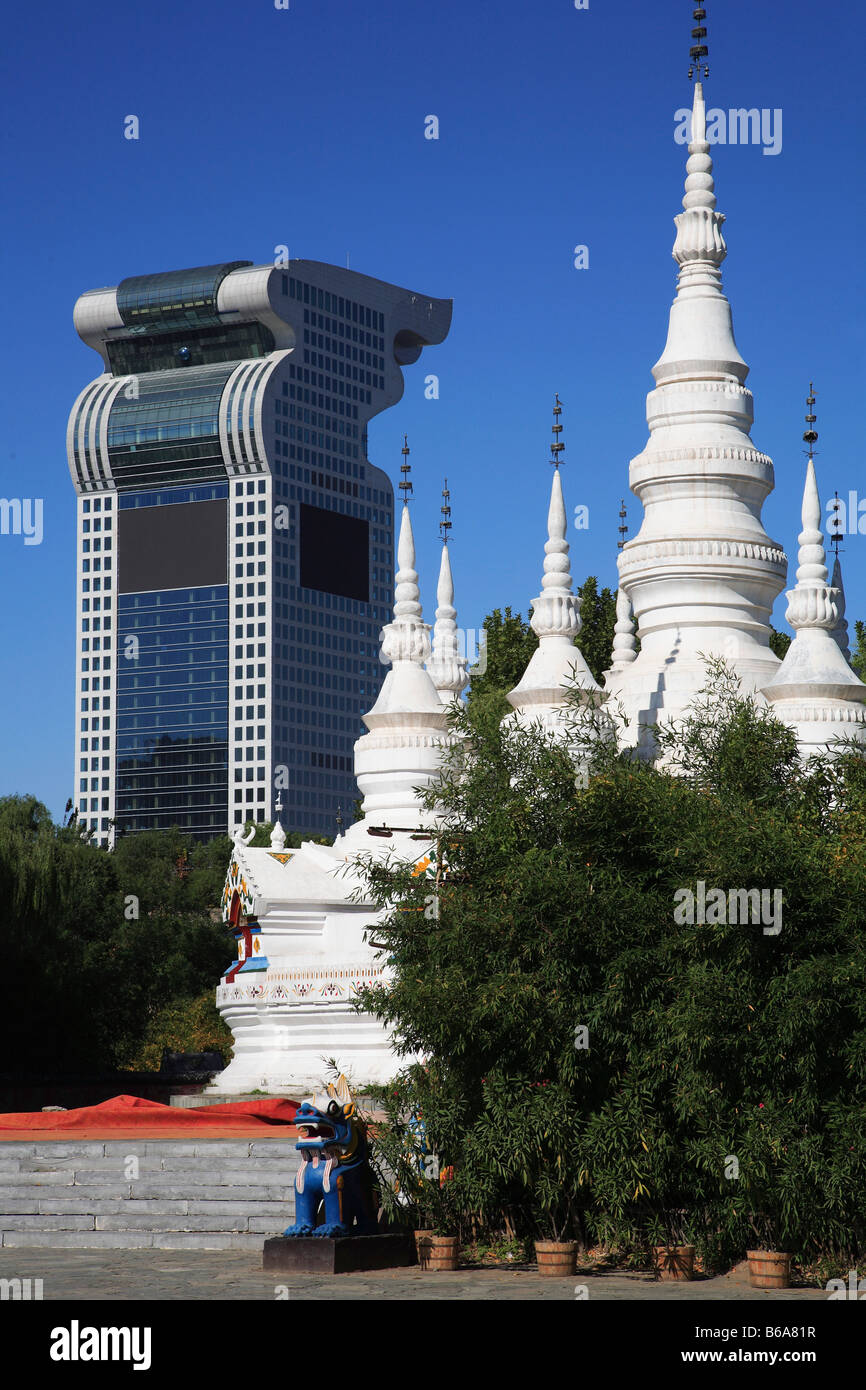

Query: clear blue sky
left=1, top=0, right=863, bottom=822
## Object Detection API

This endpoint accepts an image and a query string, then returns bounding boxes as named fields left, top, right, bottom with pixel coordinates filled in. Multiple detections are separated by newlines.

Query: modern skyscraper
left=67, top=259, right=451, bottom=844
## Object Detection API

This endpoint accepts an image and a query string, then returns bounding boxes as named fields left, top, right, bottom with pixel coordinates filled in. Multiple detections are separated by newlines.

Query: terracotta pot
left=747, top=1250, right=791, bottom=1289
left=428, top=1235, right=459, bottom=1271
left=535, top=1240, right=577, bottom=1276
left=652, top=1244, right=695, bottom=1281
left=414, top=1229, right=434, bottom=1270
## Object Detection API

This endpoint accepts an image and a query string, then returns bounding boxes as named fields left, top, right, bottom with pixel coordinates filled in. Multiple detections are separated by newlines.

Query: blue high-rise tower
left=67, top=259, right=451, bottom=843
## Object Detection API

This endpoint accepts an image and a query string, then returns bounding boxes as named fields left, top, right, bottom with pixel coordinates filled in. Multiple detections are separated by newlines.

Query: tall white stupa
left=606, top=46, right=787, bottom=753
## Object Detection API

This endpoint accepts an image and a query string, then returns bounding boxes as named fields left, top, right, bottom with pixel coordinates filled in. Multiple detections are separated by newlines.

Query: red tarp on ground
left=0, top=1093, right=299, bottom=1140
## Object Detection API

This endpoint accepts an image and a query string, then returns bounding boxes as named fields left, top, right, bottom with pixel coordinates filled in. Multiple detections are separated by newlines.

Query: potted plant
left=649, top=1211, right=695, bottom=1282
left=535, top=1231, right=578, bottom=1277
left=746, top=1212, right=791, bottom=1289
left=428, top=1229, right=460, bottom=1271
left=534, top=1178, right=577, bottom=1276
left=742, top=1115, right=794, bottom=1289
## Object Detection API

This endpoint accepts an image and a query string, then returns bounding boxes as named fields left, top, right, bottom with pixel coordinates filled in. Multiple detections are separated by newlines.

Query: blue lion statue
left=283, top=1074, right=378, bottom=1238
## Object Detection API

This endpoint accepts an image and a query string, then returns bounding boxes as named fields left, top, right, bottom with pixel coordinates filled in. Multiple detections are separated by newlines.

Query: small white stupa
left=426, top=479, right=470, bottom=706
left=760, top=394, right=866, bottom=759
left=213, top=443, right=453, bottom=1094
left=829, top=554, right=850, bottom=660
left=603, top=500, right=638, bottom=686
left=506, top=397, right=608, bottom=743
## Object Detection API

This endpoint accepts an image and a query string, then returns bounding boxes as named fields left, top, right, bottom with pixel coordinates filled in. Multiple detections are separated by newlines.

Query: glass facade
left=117, top=262, right=251, bottom=330
left=262, top=273, right=393, bottom=836
left=115, top=585, right=229, bottom=837
left=107, top=320, right=274, bottom=377
left=107, top=363, right=238, bottom=492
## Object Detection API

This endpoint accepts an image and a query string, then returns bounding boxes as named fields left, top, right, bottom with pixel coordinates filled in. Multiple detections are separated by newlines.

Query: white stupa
left=760, top=404, right=866, bottom=758
left=607, top=77, right=787, bottom=753
left=830, top=553, right=851, bottom=659
left=603, top=500, right=638, bottom=686
left=213, top=452, right=454, bottom=1093
left=426, top=480, right=470, bottom=706
left=507, top=398, right=607, bottom=742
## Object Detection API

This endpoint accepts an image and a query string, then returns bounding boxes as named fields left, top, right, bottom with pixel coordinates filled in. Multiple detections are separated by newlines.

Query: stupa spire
left=427, top=479, right=470, bottom=704
left=605, top=502, right=637, bottom=679
left=507, top=399, right=604, bottom=728
left=760, top=393, right=866, bottom=757
left=343, top=438, right=449, bottom=843
left=826, top=441, right=849, bottom=656
left=270, top=790, right=286, bottom=849
left=830, top=554, right=850, bottom=659
left=606, top=7, right=786, bottom=751
left=381, top=441, right=428, bottom=661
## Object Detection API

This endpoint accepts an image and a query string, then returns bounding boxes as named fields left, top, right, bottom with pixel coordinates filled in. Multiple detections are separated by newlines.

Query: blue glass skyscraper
left=67, top=259, right=451, bottom=843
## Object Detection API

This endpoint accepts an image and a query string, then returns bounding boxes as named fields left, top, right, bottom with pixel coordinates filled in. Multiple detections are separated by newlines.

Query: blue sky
left=1, top=0, right=863, bottom=821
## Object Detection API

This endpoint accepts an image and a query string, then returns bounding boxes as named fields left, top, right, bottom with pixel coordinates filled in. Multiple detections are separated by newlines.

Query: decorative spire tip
left=617, top=497, right=629, bottom=551
left=440, top=478, right=451, bottom=544
left=688, top=4, right=709, bottom=81
left=803, top=382, right=818, bottom=460
left=399, top=434, right=413, bottom=504
left=550, top=394, right=564, bottom=469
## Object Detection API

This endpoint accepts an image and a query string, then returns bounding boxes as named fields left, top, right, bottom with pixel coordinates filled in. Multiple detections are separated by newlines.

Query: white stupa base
left=211, top=995, right=404, bottom=1095
left=605, top=640, right=782, bottom=758
left=760, top=698, right=866, bottom=762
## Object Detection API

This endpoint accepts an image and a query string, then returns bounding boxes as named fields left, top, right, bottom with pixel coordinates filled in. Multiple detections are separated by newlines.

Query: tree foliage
left=0, top=812, right=235, bottom=1072
left=357, top=665, right=866, bottom=1271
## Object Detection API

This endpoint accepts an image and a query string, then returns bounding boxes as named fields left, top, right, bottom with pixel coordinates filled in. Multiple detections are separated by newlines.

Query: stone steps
left=0, top=1140, right=299, bottom=1250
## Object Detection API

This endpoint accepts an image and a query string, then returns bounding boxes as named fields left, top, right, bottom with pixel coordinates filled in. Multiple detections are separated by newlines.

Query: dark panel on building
left=118, top=500, right=227, bottom=593
left=299, top=503, right=369, bottom=602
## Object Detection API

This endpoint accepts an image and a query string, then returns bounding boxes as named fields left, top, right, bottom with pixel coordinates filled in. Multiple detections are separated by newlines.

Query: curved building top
left=68, top=258, right=452, bottom=495
left=73, top=259, right=451, bottom=376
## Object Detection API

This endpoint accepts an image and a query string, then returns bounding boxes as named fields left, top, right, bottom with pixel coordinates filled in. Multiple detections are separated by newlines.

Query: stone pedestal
left=263, top=1233, right=417, bottom=1274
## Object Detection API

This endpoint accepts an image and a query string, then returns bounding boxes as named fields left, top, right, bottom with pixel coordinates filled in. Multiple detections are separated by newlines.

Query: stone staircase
left=0, top=1139, right=299, bottom=1250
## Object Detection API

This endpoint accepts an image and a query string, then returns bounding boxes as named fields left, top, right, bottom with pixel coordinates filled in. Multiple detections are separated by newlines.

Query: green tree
left=768, top=626, right=792, bottom=660
left=467, top=606, right=537, bottom=718
left=357, top=667, right=866, bottom=1270
left=0, top=803, right=236, bottom=1072
left=574, top=576, right=619, bottom=683
left=851, top=620, right=866, bottom=681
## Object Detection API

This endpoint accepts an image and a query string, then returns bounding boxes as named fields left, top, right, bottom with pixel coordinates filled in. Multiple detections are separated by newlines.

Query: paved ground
left=0, top=1249, right=828, bottom=1300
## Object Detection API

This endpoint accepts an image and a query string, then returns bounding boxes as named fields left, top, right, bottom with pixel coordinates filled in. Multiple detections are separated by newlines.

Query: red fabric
left=0, top=1093, right=298, bottom=1139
